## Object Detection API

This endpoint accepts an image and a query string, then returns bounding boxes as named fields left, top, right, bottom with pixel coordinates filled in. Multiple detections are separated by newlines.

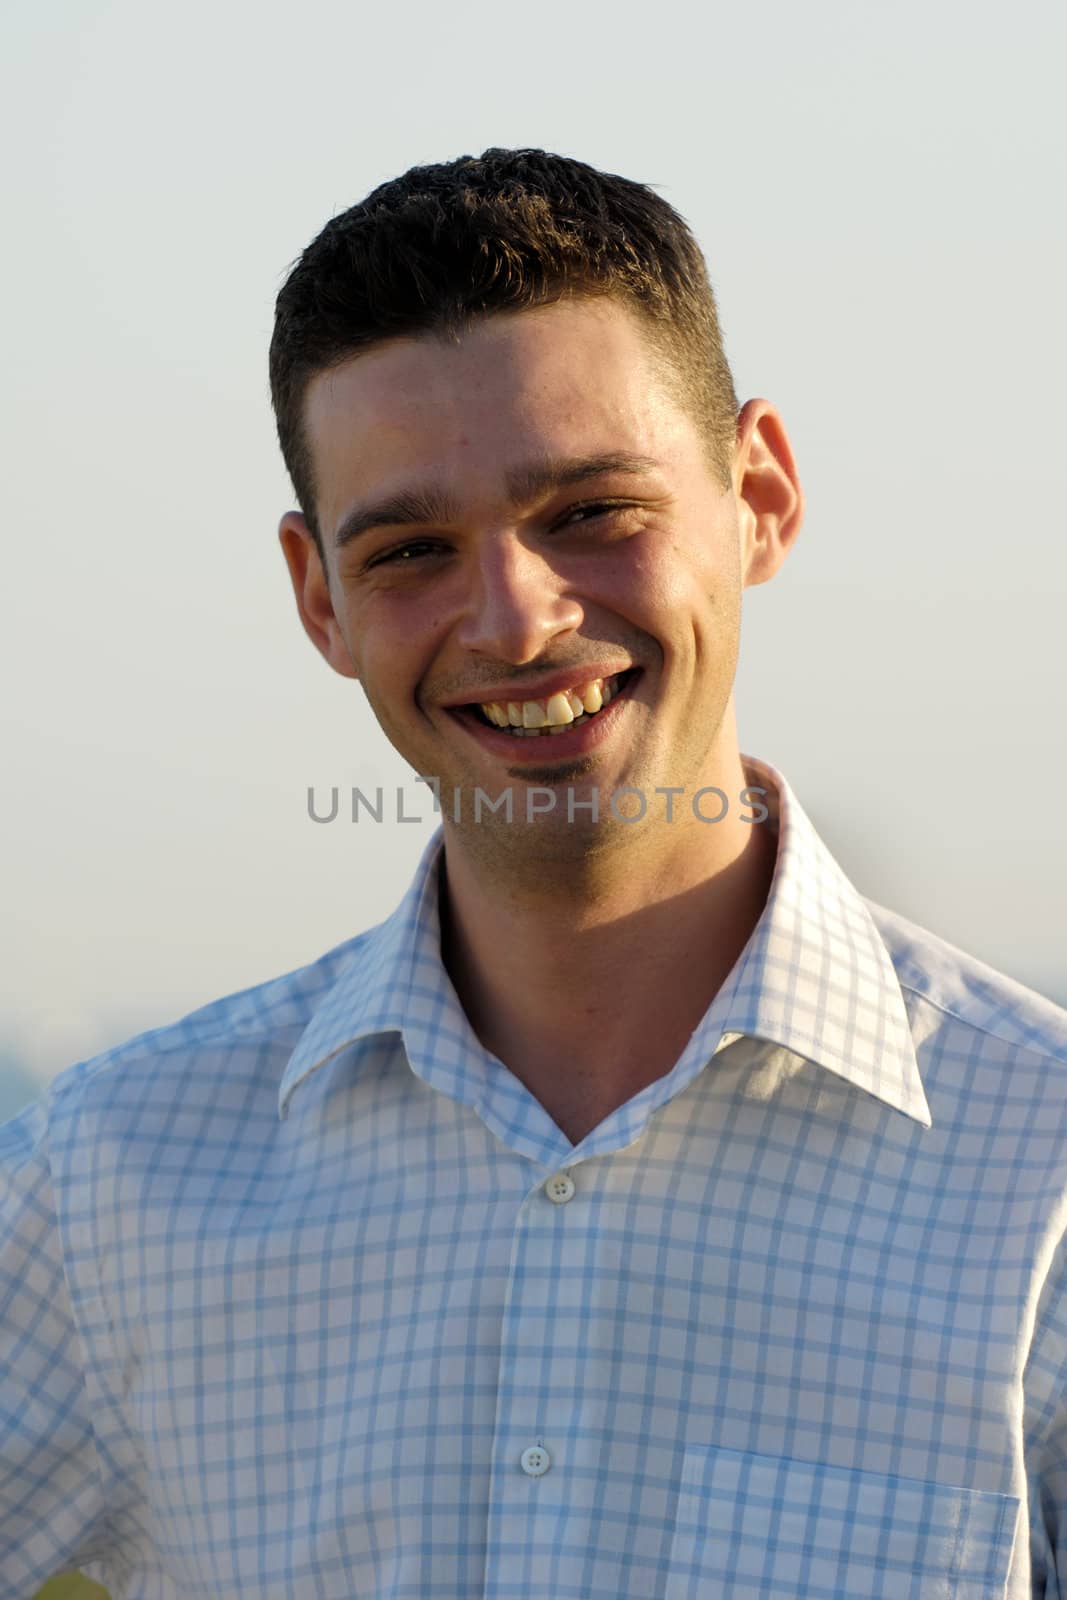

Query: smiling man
left=279, top=286, right=793, bottom=1146
left=4, top=149, right=1067, bottom=1600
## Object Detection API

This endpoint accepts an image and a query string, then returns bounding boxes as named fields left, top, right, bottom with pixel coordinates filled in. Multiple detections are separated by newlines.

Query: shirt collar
left=279, top=755, right=931, bottom=1128
left=715, top=753, right=931, bottom=1127
left=277, top=824, right=442, bottom=1119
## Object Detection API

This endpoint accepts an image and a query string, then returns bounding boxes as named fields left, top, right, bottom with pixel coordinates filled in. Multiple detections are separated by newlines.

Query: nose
left=455, top=531, right=584, bottom=664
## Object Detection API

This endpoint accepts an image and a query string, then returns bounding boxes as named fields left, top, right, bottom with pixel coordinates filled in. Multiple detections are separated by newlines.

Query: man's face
left=282, top=297, right=788, bottom=854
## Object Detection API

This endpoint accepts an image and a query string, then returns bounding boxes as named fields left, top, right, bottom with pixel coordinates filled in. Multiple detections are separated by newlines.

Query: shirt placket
left=483, top=1159, right=613, bottom=1596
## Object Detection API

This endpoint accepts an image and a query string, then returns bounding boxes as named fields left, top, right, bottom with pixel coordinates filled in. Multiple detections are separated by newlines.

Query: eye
left=366, top=538, right=445, bottom=569
left=555, top=500, right=630, bottom=529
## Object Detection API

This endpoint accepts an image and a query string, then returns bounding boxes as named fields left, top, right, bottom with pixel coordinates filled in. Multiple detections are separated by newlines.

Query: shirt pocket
left=665, top=1444, right=1019, bottom=1599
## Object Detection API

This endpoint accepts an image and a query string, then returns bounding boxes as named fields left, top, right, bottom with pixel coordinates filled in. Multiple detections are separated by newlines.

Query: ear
left=732, top=399, right=804, bottom=588
left=278, top=511, right=360, bottom=680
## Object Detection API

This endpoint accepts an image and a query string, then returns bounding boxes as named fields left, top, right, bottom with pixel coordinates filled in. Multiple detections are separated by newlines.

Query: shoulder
left=34, top=926, right=380, bottom=1137
left=866, top=896, right=1067, bottom=1068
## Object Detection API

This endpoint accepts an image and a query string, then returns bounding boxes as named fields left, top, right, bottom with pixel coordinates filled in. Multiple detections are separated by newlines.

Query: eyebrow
left=332, top=451, right=662, bottom=550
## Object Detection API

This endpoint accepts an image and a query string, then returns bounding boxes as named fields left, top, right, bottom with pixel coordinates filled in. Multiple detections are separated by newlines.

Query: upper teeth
left=480, top=674, right=622, bottom=729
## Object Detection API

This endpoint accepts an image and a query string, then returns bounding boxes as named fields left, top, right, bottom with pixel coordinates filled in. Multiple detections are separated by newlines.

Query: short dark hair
left=269, top=147, right=739, bottom=558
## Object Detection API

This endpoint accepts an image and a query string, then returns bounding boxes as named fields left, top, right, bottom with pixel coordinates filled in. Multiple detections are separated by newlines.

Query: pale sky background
left=2, top=0, right=1064, bottom=1116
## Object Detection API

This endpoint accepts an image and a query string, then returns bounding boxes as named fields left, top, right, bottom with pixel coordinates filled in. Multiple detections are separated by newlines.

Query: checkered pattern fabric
left=3, top=753, right=1067, bottom=1598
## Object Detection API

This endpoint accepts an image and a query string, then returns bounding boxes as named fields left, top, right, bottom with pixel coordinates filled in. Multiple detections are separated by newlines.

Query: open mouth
left=465, top=667, right=640, bottom=737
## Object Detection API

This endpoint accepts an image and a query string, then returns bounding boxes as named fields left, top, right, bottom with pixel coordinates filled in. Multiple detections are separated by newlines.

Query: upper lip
left=439, top=665, right=637, bottom=709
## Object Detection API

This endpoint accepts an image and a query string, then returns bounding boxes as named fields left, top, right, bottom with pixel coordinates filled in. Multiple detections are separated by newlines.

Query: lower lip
left=446, top=671, right=640, bottom=764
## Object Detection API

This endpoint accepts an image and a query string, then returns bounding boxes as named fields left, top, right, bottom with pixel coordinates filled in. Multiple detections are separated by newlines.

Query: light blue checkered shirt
left=4, top=753, right=1067, bottom=1599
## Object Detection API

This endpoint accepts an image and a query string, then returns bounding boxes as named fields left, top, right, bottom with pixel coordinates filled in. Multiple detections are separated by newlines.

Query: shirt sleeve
left=1026, top=1230, right=1067, bottom=1600
left=0, top=1094, right=115, bottom=1595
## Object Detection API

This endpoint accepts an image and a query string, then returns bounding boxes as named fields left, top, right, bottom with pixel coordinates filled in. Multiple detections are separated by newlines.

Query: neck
left=438, top=748, right=780, bottom=1145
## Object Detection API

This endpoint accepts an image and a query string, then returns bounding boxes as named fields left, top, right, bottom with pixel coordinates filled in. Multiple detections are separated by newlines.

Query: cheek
left=643, top=542, right=743, bottom=682
left=343, top=590, right=447, bottom=710
left=578, top=538, right=685, bottom=614
left=621, top=535, right=739, bottom=624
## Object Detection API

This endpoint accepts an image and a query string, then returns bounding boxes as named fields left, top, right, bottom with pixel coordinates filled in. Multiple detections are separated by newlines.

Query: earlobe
left=733, top=399, right=805, bottom=589
left=277, top=511, right=360, bottom=680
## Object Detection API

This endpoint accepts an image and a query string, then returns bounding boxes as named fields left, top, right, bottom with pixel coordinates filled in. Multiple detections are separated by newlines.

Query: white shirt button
left=520, top=1444, right=551, bottom=1477
left=544, top=1172, right=575, bottom=1204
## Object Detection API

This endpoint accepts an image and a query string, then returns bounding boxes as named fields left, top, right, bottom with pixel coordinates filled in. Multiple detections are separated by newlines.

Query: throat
left=495, top=1042, right=640, bottom=1145
left=437, top=779, right=779, bottom=1133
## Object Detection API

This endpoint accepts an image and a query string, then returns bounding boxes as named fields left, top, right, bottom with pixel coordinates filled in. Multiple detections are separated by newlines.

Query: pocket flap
left=667, top=1445, right=1019, bottom=1598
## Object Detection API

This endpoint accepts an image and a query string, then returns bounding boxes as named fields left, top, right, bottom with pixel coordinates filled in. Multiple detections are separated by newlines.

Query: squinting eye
left=369, top=540, right=442, bottom=568
left=561, top=502, right=616, bottom=525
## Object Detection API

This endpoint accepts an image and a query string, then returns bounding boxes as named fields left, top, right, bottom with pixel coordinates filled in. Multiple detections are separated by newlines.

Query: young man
left=3, top=148, right=1066, bottom=1599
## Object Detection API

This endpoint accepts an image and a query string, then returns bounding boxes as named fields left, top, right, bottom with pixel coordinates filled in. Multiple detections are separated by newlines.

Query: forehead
left=302, top=299, right=692, bottom=533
